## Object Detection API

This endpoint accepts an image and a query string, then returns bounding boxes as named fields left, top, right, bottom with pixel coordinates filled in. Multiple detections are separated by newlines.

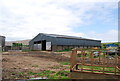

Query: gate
left=70, top=48, right=120, bottom=79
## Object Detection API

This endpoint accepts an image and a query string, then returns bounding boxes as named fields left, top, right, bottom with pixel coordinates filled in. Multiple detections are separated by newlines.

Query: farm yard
left=0, top=0, right=119, bottom=79
left=2, top=48, right=120, bottom=79
left=2, top=51, right=71, bottom=79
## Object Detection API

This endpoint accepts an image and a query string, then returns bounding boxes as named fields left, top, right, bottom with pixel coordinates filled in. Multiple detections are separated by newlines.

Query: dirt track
left=2, top=51, right=71, bottom=79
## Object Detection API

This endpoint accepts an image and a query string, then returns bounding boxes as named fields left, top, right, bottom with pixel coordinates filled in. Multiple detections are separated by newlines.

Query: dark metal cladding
left=29, top=33, right=101, bottom=50
left=0, top=35, right=5, bottom=51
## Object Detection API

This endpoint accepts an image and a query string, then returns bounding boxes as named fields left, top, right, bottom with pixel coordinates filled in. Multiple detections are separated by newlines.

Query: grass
left=56, top=48, right=72, bottom=52
left=60, top=62, right=70, bottom=65
left=22, top=70, right=70, bottom=79
left=78, top=65, right=119, bottom=74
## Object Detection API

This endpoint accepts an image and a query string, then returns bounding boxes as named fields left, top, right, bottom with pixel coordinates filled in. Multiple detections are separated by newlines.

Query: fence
left=70, top=48, right=120, bottom=79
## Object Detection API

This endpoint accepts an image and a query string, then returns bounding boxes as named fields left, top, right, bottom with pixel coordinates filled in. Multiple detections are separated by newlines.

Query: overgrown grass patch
left=56, top=48, right=72, bottom=52
left=60, top=62, right=70, bottom=65
left=24, top=70, right=70, bottom=79
left=78, top=65, right=118, bottom=74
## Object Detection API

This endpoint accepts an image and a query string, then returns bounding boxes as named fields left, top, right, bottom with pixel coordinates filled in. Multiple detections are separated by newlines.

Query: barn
left=29, top=33, right=101, bottom=51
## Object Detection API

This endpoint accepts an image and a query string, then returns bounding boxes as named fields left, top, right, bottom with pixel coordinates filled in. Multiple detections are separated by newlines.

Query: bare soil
left=2, top=51, right=71, bottom=79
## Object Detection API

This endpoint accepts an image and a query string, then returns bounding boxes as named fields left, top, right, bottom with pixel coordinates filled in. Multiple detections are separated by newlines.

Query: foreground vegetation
left=18, top=70, right=70, bottom=79
left=78, top=65, right=119, bottom=74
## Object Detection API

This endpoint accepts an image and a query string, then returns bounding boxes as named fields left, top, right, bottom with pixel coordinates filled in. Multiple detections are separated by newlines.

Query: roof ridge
left=39, top=33, right=100, bottom=41
left=40, top=33, right=82, bottom=38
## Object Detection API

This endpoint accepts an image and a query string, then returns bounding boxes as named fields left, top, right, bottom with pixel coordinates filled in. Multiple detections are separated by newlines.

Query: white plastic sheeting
left=46, top=42, right=51, bottom=50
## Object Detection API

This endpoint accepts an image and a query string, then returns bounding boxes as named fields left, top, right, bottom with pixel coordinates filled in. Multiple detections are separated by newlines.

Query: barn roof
left=39, top=33, right=101, bottom=41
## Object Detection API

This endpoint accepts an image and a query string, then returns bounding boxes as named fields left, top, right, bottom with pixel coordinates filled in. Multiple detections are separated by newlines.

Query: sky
left=0, top=0, right=119, bottom=42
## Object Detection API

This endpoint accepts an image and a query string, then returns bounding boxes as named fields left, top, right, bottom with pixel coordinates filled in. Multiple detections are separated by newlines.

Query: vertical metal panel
left=0, top=36, right=5, bottom=51
left=46, top=42, right=51, bottom=50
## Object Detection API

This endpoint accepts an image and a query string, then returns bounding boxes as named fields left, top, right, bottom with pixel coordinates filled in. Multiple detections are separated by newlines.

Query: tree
left=101, top=44, right=106, bottom=48
left=114, top=42, right=119, bottom=46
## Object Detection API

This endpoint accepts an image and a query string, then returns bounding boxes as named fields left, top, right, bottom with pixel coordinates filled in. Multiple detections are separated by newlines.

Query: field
left=2, top=51, right=71, bottom=79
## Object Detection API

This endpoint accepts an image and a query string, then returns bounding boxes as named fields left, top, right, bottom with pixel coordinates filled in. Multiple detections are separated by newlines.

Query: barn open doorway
left=42, top=40, right=46, bottom=51
left=34, top=40, right=47, bottom=51
left=33, top=40, right=52, bottom=51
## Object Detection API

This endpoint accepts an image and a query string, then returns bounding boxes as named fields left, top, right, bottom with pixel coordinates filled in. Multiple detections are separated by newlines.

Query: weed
left=60, top=62, right=70, bottom=65
left=18, top=72, right=25, bottom=75
left=56, top=48, right=72, bottom=52
left=56, top=70, right=69, bottom=76
left=25, top=70, right=70, bottom=79
left=28, top=71, right=37, bottom=75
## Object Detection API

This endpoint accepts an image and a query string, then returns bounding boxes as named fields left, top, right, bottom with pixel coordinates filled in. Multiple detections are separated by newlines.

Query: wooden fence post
left=70, top=48, right=77, bottom=71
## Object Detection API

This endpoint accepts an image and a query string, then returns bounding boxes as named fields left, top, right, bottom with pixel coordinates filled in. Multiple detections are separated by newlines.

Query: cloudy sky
left=0, top=0, right=119, bottom=42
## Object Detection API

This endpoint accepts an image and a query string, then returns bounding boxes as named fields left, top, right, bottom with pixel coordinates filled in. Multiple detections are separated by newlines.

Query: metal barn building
left=0, top=35, right=5, bottom=51
left=29, top=33, right=101, bottom=51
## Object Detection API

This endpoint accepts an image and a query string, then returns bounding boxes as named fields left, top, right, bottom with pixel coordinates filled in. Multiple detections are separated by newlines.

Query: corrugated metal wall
left=54, top=37, right=100, bottom=46
left=29, top=33, right=101, bottom=50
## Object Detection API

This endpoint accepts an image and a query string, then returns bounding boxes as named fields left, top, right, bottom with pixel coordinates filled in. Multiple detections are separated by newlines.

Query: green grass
left=78, top=65, right=119, bottom=74
left=18, top=72, right=25, bottom=75
left=55, top=71, right=70, bottom=79
left=19, top=70, right=70, bottom=79
left=60, top=62, right=70, bottom=65
left=56, top=48, right=72, bottom=52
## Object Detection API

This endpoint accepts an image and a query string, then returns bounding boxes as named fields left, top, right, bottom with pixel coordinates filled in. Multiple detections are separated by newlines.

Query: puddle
left=17, top=77, right=48, bottom=81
